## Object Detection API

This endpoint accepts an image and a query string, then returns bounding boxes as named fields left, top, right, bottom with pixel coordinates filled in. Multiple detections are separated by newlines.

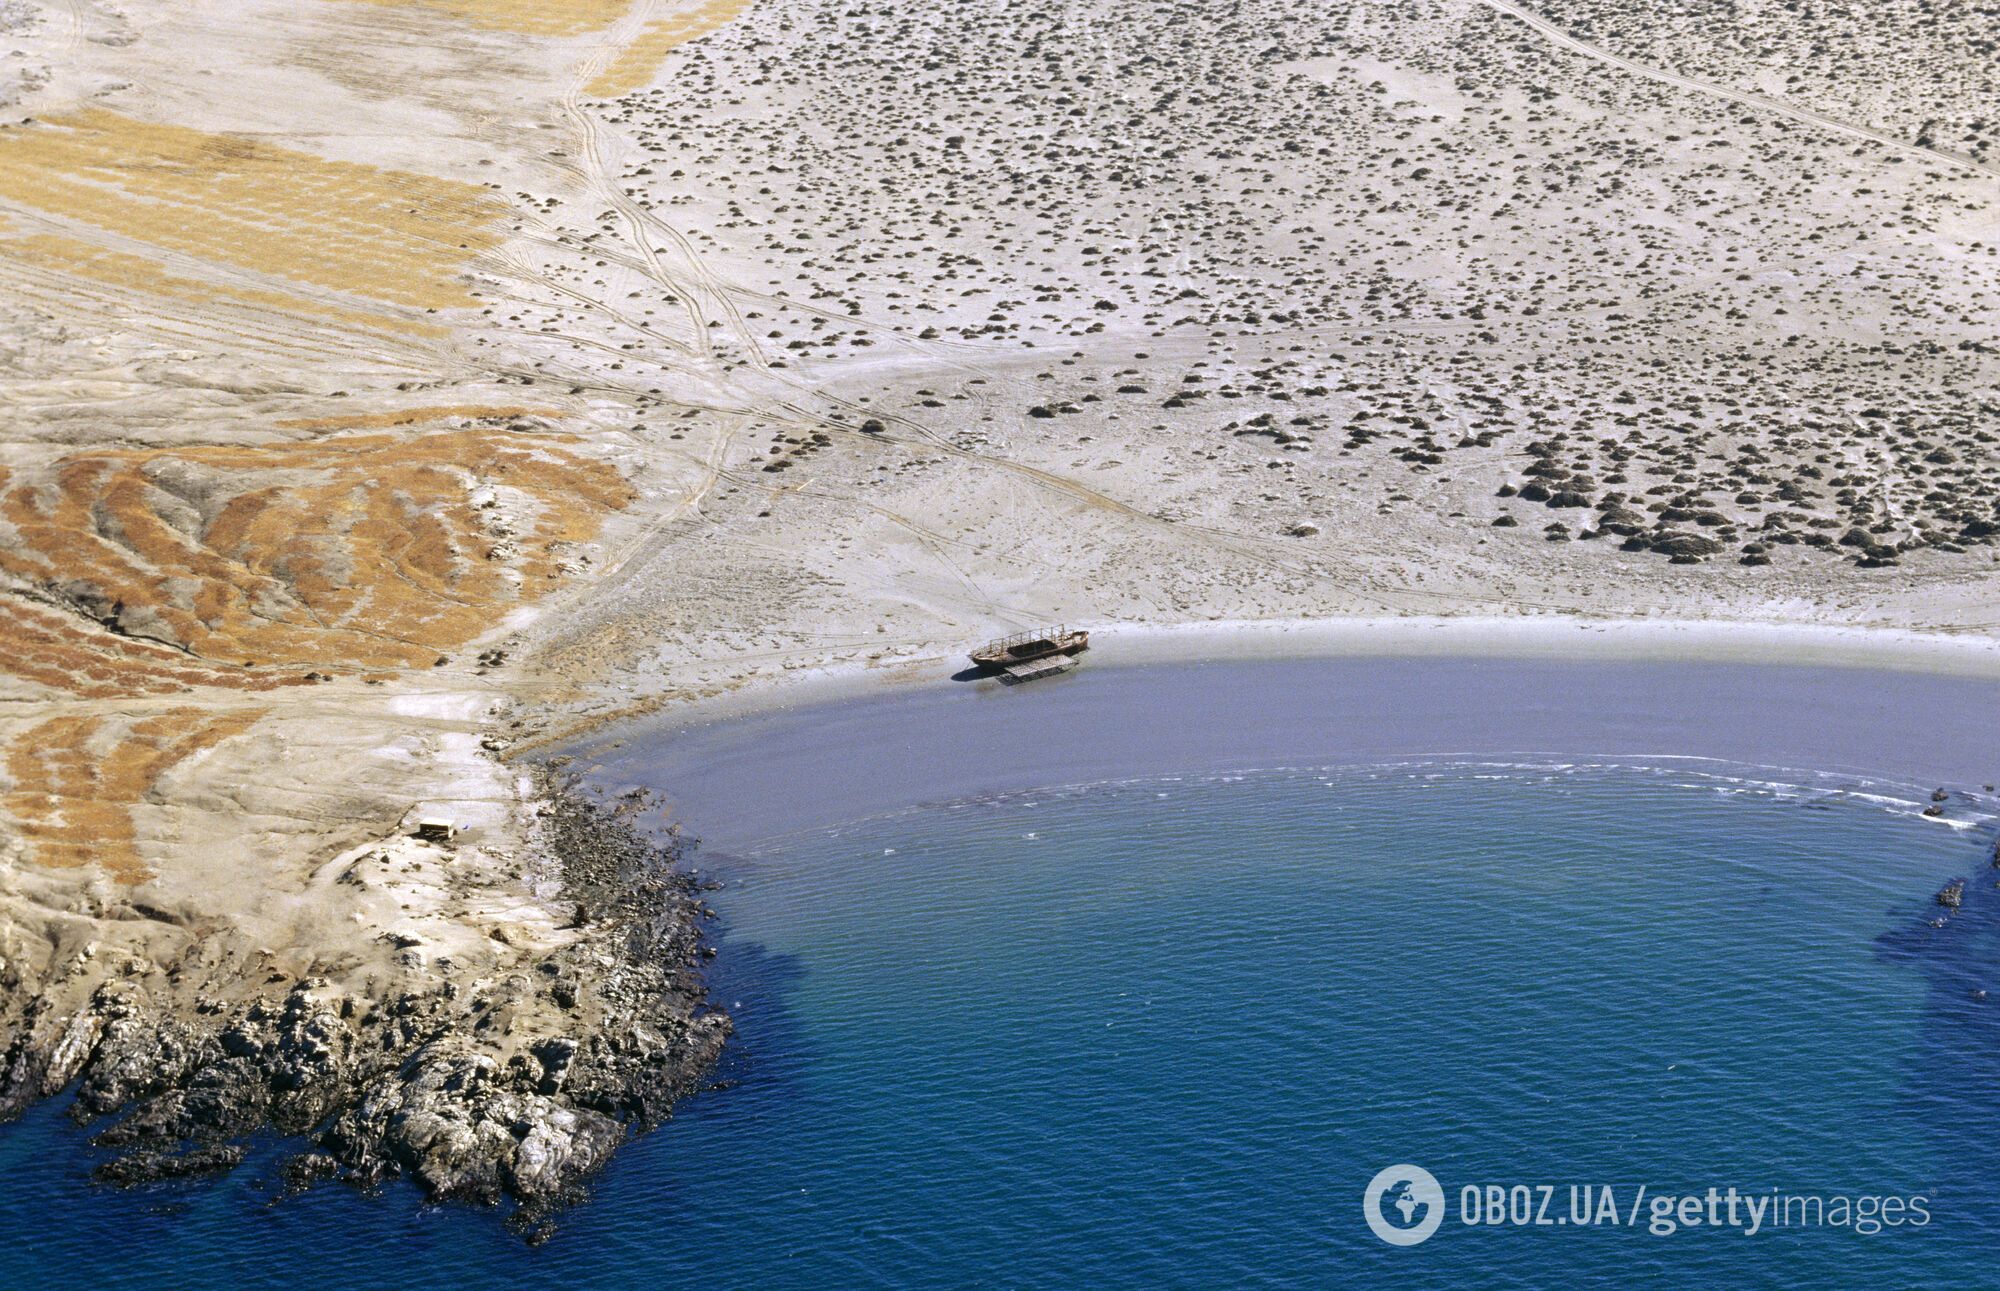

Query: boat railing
left=985, top=624, right=1068, bottom=651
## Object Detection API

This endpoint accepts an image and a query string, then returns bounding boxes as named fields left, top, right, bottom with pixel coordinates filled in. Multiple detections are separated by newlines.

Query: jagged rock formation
left=0, top=773, right=727, bottom=1239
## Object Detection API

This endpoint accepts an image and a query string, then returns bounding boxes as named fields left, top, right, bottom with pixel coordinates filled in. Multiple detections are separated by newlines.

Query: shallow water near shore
left=7, top=657, right=2000, bottom=1287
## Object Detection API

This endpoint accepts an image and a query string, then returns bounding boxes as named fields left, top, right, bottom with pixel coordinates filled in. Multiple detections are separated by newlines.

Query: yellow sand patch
left=341, top=0, right=632, bottom=36
left=0, top=430, right=634, bottom=688
left=4, top=708, right=265, bottom=884
left=0, top=109, right=507, bottom=311
left=275, top=405, right=565, bottom=432
left=587, top=0, right=751, bottom=97
left=2, top=233, right=447, bottom=339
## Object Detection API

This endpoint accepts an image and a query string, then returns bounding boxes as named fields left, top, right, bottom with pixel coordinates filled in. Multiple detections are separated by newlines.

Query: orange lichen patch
left=0, top=599, right=316, bottom=697
left=1, top=233, right=448, bottom=339
left=0, top=109, right=507, bottom=310
left=586, top=0, right=751, bottom=97
left=0, top=430, right=633, bottom=688
left=4, top=708, right=264, bottom=884
left=341, top=0, right=631, bottom=36
left=274, top=405, right=565, bottom=432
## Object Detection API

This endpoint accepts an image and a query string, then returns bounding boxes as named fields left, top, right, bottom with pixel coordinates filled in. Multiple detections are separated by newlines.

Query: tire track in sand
left=1478, top=0, right=2000, bottom=183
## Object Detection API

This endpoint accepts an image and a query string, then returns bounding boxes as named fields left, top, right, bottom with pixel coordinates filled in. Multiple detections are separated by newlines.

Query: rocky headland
left=0, top=770, right=726, bottom=1238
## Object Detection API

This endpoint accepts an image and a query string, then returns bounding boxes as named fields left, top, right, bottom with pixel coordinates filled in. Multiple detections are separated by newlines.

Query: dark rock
left=277, top=1150, right=342, bottom=1197
left=94, top=1143, right=248, bottom=1185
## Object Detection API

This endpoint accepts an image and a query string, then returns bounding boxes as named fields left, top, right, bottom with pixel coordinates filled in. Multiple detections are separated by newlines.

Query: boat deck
left=1002, top=655, right=1079, bottom=683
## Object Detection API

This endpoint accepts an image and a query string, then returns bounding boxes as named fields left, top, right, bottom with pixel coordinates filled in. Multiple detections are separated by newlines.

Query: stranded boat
left=969, top=625, right=1090, bottom=682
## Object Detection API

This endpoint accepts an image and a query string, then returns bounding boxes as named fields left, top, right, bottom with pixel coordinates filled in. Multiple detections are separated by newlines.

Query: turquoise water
left=3, top=756, right=1998, bottom=1287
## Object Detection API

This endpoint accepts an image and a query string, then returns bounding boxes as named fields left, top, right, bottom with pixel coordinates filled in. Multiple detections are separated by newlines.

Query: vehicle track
left=1478, top=0, right=2000, bottom=184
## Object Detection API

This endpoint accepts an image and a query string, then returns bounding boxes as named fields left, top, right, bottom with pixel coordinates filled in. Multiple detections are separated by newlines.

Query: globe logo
left=1363, top=1164, right=1445, bottom=1247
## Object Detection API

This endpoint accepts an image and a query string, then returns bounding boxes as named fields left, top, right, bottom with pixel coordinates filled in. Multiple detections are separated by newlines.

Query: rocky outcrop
left=0, top=770, right=728, bottom=1241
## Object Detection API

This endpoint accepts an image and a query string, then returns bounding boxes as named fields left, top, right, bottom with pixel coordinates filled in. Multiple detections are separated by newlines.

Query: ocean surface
left=6, top=659, right=2000, bottom=1287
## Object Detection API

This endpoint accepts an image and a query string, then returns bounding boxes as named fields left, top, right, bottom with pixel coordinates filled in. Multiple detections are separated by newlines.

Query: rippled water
left=3, top=756, right=1996, bottom=1287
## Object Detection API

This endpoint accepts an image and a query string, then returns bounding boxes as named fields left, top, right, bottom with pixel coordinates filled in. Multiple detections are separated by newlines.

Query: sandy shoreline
left=572, top=618, right=2000, bottom=850
left=567, top=614, right=2000, bottom=739
left=1109, top=616, right=2000, bottom=675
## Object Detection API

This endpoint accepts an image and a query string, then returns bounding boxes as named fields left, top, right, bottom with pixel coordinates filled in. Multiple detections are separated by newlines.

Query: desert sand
left=0, top=0, right=1993, bottom=1221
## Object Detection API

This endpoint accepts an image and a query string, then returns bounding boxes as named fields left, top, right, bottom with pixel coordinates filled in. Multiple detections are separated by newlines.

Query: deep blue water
left=4, top=756, right=1999, bottom=1288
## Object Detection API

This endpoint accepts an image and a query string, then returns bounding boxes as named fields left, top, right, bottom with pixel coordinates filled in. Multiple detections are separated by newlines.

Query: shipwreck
left=968, top=625, right=1090, bottom=682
